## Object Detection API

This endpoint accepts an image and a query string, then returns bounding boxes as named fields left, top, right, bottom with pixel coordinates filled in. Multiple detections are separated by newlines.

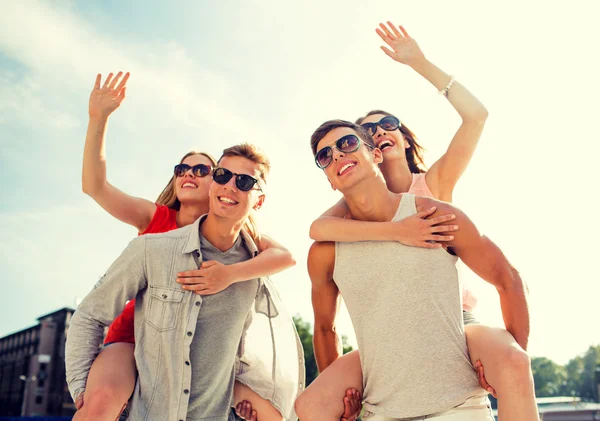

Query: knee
left=294, top=391, right=309, bottom=420
left=501, top=345, right=532, bottom=379
left=81, top=386, right=125, bottom=417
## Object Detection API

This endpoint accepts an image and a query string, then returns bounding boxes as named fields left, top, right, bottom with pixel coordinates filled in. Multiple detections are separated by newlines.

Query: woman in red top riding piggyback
left=75, top=72, right=293, bottom=421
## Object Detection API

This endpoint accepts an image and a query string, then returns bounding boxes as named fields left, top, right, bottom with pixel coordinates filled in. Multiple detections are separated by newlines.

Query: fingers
left=201, top=260, right=218, bottom=268
left=102, top=73, right=114, bottom=89
left=429, top=234, right=454, bottom=242
left=378, top=22, right=396, bottom=40
left=375, top=28, right=395, bottom=48
left=415, top=206, right=437, bottom=219
left=398, top=24, right=410, bottom=38
left=93, top=74, right=101, bottom=90
left=426, top=213, right=456, bottom=225
left=176, top=275, right=204, bottom=285
left=388, top=21, right=402, bottom=38
left=177, top=269, right=203, bottom=278
left=108, top=71, right=123, bottom=90
left=115, top=72, right=130, bottom=92
left=380, top=45, right=395, bottom=58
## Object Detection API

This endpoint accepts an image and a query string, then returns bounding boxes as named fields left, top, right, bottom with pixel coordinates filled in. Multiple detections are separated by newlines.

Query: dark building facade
left=0, top=308, right=76, bottom=417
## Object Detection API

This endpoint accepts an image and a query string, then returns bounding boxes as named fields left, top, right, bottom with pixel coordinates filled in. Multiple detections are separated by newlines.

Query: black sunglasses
left=174, top=163, right=212, bottom=178
left=212, top=167, right=263, bottom=192
left=360, top=115, right=401, bottom=137
left=315, top=134, right=373, bottom=169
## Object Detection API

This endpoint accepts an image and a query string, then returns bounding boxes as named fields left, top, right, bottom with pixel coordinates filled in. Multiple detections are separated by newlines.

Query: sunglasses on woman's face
left=174, top=163, right=212, bottom=178
left=315, top=134, right=371, bottom=169
left=360, top=116, right=401, bottom=137
left=212, top=167, right=263, bottom=192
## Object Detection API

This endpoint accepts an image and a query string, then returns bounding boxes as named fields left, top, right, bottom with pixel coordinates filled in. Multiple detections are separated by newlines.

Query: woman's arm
left=176, top=234, right=296, bottom=295
left=310, top=198, right=458, bottom=247
left=82, top=72, right=156, bottom=232
left=377, top=22, right=488, bottom=202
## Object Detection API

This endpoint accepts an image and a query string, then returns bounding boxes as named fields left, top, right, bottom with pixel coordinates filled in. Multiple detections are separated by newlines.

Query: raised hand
left=88, top=72, right=130, bottom=119
left=376, top=22, right=425, bottom=68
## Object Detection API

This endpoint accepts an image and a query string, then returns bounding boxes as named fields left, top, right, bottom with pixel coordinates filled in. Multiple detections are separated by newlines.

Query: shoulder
left=140, top=204, right=178, bottom=234
left=307, top=242, right=335, bottom=283
left=143, top=224, right=193, bottom=243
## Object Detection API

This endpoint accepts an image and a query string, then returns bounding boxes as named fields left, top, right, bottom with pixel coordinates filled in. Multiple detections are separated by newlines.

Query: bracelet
left=439, top=75, right=456, bottom=98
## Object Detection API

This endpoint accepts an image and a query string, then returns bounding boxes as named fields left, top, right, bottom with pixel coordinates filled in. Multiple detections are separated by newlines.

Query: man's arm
left=416, top=197, right=530, bottom=350
left=65, top=236, right=148, bottom=402
left=307, top=241, right=343, bottom=372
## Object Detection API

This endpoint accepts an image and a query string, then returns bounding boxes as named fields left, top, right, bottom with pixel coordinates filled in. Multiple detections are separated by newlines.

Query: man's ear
left=372, top=147, right=384, bottom=165
left=253, top=194, right=266, bottom=210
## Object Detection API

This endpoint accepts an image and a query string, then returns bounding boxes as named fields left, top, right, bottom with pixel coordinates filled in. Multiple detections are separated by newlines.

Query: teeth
left=378, top=140, right=393, bottom=150
left=338, top=163, right=355, bottom=175
left=182, top=182, right=197, bottom=188
left=219, top=197, right=236, bottom=204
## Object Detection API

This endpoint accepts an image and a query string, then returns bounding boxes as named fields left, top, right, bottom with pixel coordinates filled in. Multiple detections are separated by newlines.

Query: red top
left=104, top=204, right=178, bottom=344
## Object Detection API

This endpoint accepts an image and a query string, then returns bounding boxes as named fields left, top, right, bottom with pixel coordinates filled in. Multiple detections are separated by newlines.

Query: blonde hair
left=218, top=143, right=270, bottom=246
left=155, top=151, right=217, bottom=210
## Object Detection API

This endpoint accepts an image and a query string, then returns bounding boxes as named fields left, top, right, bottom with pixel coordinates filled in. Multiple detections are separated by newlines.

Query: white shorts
left=362, top=394, right=494, bottom=421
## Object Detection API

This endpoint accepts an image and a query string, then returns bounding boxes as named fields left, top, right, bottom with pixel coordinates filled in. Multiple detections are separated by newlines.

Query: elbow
left=309, top=221, right=322, bottom=241
left=462, top=106, right=488, bottom=126
left=285, top=250, right=297, bottom=269
left=496, top=266, right=526, bottom=295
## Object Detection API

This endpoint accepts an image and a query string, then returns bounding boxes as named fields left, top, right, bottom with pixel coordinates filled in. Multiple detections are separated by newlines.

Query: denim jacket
left=65, top=215, right=305, bottom=420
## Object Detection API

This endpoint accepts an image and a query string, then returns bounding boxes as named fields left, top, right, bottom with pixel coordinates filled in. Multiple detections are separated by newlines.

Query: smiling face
left=174, top=154, right=214, bottom=205
left=360, top=113, right=409, bottom=162
left=316, top=127, right=383, bottom=193
left=208, top=155, right=265, bottom=223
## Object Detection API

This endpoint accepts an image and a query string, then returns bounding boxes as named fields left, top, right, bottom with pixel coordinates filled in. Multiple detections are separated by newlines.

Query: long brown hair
left=218, top=143, right=270, bottom=246
left=155, top=151, right=217, bottom=210
left=355, top=110, right=427, bottom=174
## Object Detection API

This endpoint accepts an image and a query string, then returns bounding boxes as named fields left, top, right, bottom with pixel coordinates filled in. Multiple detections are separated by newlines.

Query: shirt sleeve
left=140, top=204, right=172, bottom=235
left=65, top=236, right=148, bottom=401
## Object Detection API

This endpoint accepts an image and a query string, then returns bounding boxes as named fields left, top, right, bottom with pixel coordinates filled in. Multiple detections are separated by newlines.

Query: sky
left=0, top=0, right=599, bottom=366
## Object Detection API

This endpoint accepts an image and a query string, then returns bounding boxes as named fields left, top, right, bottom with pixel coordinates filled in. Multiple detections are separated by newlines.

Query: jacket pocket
left=146, top=286, right=184, bottom=332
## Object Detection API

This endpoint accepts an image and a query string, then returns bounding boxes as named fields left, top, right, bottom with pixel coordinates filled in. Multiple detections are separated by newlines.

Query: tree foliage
left=531, top=345, right=600, bottom=401
left=293, top=315, right=353, bottom=386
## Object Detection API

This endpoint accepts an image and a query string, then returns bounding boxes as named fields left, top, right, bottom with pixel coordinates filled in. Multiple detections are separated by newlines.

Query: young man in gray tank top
left=67, top=144, right=301, bottom=421
left=295, top=120, right=534, bottom=421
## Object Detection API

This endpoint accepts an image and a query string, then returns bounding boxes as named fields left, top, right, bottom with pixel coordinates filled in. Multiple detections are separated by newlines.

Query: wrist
left=88, top=114, right=109, bottom=124
left=409, top=56, right=431, bottom=75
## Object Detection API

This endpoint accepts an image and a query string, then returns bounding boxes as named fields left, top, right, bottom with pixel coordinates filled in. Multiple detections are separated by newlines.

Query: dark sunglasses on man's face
left=315, top=134, right=370, bottom=169
left=174, top=163, right=212, bottom=178
left=212, top=167, right=262, bottom=192
left=360, top=115, right=401, bottom=137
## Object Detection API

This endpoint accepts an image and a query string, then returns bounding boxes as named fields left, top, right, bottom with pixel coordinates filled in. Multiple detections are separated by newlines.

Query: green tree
left=293, top=315, right=353, bottom=386
left=531, top=357, right=567, bottom=397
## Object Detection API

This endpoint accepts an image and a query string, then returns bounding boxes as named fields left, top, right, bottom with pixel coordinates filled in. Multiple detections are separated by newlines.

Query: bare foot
left=235, top=399, right=258, bottom=421
left=341, top=388, right=362, bottom=421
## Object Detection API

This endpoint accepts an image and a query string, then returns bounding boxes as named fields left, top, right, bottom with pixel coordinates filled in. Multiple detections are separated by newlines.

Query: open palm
left=376, top=22, right=425, bottom=67
left=89, top=72, right=130, bottom=119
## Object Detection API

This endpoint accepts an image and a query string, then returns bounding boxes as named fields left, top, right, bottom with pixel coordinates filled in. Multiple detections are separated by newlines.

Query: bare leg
left=295, top=350, right=363, bottom=421
left=465, top=324, right=539, bottom=421
left=72, top=343, right=136, bottom=421
left=233, top=381, right=284, bottom=421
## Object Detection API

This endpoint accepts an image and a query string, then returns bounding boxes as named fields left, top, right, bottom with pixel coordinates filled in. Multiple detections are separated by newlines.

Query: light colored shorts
left=362, top=393, right=494, bottom=421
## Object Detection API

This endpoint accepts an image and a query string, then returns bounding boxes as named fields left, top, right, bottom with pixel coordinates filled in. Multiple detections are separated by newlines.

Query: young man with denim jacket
left=66, top=143, right=304, bottom=421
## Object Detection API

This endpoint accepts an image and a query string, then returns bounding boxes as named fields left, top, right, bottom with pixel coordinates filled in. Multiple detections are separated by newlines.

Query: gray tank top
left=333, top=194, right=481, bottom=418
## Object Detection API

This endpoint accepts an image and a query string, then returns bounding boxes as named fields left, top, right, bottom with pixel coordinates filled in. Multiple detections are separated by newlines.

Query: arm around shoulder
left=428, top=199, right=531, bottom=350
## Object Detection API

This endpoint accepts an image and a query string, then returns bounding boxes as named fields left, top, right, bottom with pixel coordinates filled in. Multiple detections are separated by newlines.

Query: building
left=0, top=308, right=76, bottom=417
